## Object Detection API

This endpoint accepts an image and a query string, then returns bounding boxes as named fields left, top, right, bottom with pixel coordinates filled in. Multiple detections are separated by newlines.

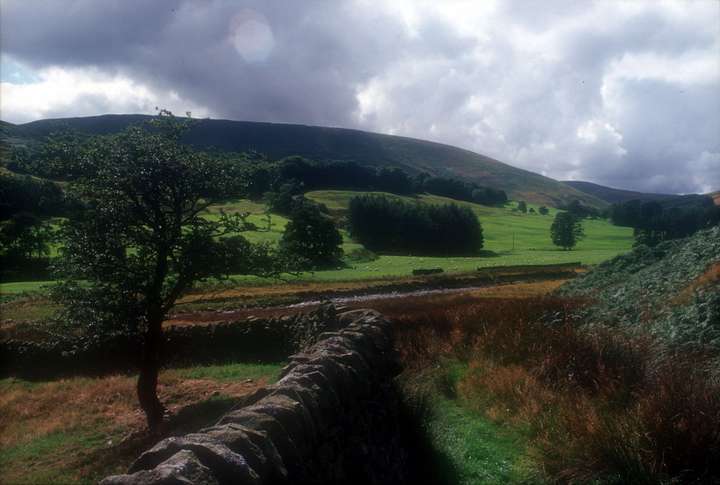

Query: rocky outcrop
left=101, top=308, right=405, bottom=485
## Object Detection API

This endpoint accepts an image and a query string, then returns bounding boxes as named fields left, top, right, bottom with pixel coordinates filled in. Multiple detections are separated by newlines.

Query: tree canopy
left=51, top=112, right=281, bottom=430
left=550, top=212, right=584, bottom=250
left=280, top=202, right=343, bottom=269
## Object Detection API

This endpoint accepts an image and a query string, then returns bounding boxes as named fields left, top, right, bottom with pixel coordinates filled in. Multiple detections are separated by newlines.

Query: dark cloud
left=1, top=0, right=718, bottom=193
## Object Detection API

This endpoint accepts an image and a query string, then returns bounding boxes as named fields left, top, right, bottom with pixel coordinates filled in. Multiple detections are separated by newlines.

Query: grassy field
left=201, top=191, right=632, bottom=282
left=304, top=190, right=631, bottom=276
left=0, top=191, right=632, bottom=295
left=0, top=362, right=284, bottom=484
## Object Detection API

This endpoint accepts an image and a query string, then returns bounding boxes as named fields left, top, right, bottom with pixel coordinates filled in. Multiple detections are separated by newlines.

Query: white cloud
left=0, top=66, right=211, bottom=124
left=1, top=0, right=718, bottom=193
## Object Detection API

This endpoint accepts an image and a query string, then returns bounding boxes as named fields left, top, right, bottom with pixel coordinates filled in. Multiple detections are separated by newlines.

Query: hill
left=1, top=114, right=606, bottom=209
left=562, top=180, right=683, bottom=204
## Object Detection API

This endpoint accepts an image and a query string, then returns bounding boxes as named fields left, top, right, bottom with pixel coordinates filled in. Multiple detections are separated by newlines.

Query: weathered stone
left=129, top=435, right=259, bottom=485
left=101, top=450, right=219, bottom=485
left=198, top=424, right=288, bottom=482
left=215, top=409, right=301, bottom=475
left=245, top=394, right=315, bottom=453
left=266, top=382, right=324, bottom=435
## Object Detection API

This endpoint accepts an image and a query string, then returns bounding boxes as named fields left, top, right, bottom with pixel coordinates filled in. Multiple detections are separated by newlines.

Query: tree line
left=610, top=197, right=720, bottom=246
left=239, top=156, right=508, bottom=207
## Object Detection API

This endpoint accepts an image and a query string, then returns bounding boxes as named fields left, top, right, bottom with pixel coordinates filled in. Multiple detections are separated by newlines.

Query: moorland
left=1, top=114, right=718, bottom=484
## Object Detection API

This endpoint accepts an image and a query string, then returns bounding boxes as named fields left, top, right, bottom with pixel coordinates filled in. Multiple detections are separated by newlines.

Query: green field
left=302, top=190, right=632, bottom=278
left=0, top=191, right=633, bottom=295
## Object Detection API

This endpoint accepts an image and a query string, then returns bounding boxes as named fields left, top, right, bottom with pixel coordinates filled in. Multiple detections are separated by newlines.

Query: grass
left=203, top=192, right=630, bottom=283
left=391, top=293, right=720, bottom=483
left=0, top=361, right=284, bottom=484
left=0, top=191, right=631, bottom=295
left=406, top=360, right=534, bottom=485
left=174, top=362, right=284, bottom=383
left=0, top=280, right=54, bottom=295
left=428, top=396, right=532, bottom=485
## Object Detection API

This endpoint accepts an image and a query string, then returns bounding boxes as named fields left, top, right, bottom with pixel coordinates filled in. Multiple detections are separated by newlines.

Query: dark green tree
left=280, top=202, right=343, bottom=269
left=266, top=180, right=304, bottom=215
left=551, top=211, right=584, bottom=250
left=517, top=200, right=527, bottom=213
left=348, top=195, right=483, bottom=255
left=538, top=206, right=549, bottom=215
left=0, top=212, right=52, bottom=260
left=52, top=112, right=280, bottom=431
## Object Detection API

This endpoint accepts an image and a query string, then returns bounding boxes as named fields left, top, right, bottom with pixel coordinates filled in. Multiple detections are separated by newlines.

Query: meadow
left=0, top=191, right=632, bottom=295
left=211, top=190, right=633, bottom=280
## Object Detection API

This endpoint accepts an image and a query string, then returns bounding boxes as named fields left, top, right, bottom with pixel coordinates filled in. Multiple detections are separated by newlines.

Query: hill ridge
left=2, top=114, right=606, bottom=209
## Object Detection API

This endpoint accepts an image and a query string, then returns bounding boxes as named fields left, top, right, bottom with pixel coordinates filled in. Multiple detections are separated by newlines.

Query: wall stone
left=101, top=308, right=406, bottom=485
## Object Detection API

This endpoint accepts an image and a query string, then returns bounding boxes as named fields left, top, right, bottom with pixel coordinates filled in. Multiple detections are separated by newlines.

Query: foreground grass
left=414, top=361, right=534, bottom=485
left=0, top=362, right=284, bottom=484
left=429, top=397, right=531, bottom=485
left=392, top=294, right=720, bottom=483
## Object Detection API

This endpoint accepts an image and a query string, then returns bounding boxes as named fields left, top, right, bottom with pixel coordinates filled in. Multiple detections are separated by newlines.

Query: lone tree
left=280, top=202, right=343, bottom=269
left=551, top=211, right=584, bottom=250
left=538, top=206, right=549, bottom=215
left=517, top=200, right=528, bottom=213
left=53, top=112, right=279, bottom=431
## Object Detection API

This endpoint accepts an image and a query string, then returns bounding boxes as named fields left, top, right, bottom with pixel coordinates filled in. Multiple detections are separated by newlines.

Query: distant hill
left=1, top=114, right=606, bottom=209
left=562, top=180, right=683, bottom=204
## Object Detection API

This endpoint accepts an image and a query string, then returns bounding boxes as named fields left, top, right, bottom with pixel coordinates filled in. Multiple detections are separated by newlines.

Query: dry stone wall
left=101, top=308, right=407, bottom=485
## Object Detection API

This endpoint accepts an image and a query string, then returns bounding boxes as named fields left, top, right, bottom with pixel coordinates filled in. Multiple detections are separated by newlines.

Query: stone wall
left=101, top=308, right=407, bottom=485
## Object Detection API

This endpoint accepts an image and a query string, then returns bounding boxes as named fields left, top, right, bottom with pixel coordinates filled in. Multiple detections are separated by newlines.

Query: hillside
left=1, top=114, right=606, bottom=209
left=559, top=226, right=720, bottom=349
left=562, top=180, right=683, bottom=204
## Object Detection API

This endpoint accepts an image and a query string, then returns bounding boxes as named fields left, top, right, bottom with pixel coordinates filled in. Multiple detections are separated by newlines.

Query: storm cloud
left=1, top=0, right=718, bottom=193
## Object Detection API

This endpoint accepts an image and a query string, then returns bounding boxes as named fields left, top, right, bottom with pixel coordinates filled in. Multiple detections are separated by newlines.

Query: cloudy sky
left=1, top=0, right=719, bottom=193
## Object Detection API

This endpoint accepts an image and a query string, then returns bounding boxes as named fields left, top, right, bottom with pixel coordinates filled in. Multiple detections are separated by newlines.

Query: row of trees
left=610, top=198, right=720, bottom=246
left=241, top=156, right=508, bottom=207
left=348, top=195, right=484, bottom=255
left=0, top=174, right=66, bottom=275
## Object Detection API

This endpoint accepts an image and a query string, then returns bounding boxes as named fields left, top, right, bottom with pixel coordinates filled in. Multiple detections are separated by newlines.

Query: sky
left=1, top=0, right=718, bottom=194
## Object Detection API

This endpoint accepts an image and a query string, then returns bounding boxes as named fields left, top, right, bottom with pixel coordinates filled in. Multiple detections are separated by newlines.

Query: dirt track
left=166, top=278, right=570, bottom=326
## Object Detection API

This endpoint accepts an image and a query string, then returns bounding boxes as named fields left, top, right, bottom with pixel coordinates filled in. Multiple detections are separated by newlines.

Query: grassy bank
left=390, top=293, right=720, bottom=484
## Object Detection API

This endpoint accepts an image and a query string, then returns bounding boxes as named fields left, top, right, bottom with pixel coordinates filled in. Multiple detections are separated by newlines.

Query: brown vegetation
left=0, top=371, right=270, bottom=483
left=671, top=261, right=720, bottom=306
left=391, top=294, right=720, bottom=483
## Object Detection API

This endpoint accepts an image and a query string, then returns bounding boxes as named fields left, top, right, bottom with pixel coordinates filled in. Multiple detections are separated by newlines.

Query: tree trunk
left=137, top=307, right=165, bottom=432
